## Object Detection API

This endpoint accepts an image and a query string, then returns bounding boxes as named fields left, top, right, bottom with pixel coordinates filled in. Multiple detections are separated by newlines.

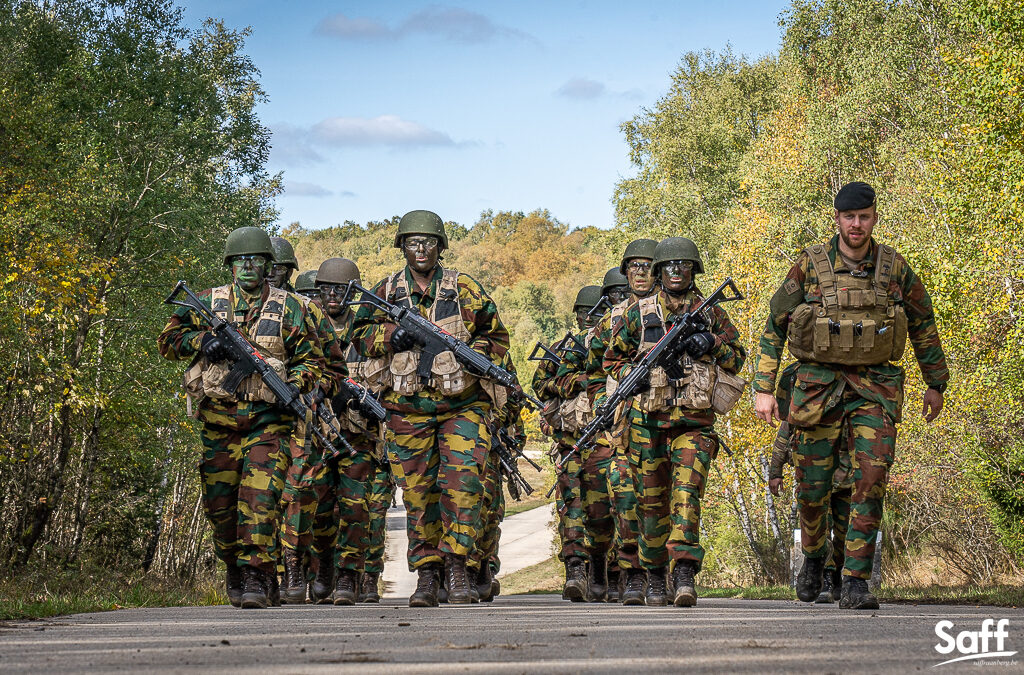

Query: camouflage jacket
left=605, top=287, right=746, bottom=429
left=157, top=280, right=324, bottom=414
left=531, top=334, right=576, bottom=447
left=350, top=264, right=510, bottom=415
left=754, top=235, right=949, bottom=424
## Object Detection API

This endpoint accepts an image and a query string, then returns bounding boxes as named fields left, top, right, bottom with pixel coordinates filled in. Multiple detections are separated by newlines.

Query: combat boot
left=829, top=567, right=841, bottom=602
left=225, top=562, right=243, bottom=608
left=361, top=572, right=381, bottom=603
left=281, top=549, right=307, bottom=604
left=646, top=567, right=668, bottom=606
left=489, top=561, right=501, bottom=599
left=839, top=576, right=879, bottom=610
left=605, top=570, right=621, bottom=603
left=796, top=555, right=826, bottom=602
left=621, top=568, right=647, bottom=606
left=816, top=567, right=839, bottom=604
left=562, top=556, right=589, bottom=602
left=476, top=564, right=494, bottom=602
left=310, top=550, right=334, bottom=605
left=268, top=570, right=281, bottom=607
left=588, top=556, right=608, bottom=602
left=333, top=569, right=359, bottom=605
left=446, top=555, right=473, bottom=605
left=671, top=561, right=697, bottom=607
left=240, top=566, right=268, bottom=609
left=409, top=563, right=440, bottom=607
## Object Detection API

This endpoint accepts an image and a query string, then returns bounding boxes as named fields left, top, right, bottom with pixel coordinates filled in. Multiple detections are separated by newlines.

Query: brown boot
left=446, top=555, right=472, bottom=605
left=671, top=561, right=697, bottom=607
left=240, top=566, right=268, bottom=609
left=409, top=564, right=440, bottom=607
left=333, top=569, right=358, bottom=605
left=621, top=568, right=647, bottom=606
left=310, top=550, right=334, bottom=605
left=646, top=567, right=668, bottom=606
left=361, top=572, right=381, bottom=603
left=562, top=556, right=589, bottom=602
left=281, top=550, right=306, bottom=604
left=605, top=570, right=621, bottom=603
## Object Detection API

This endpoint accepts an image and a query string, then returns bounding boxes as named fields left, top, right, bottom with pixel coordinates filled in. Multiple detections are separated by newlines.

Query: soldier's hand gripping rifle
left=342, top=280, right=544, bottom=410
left=563, top=277, right=744, bottom=467
left=165, top=280, right=354, bottom=459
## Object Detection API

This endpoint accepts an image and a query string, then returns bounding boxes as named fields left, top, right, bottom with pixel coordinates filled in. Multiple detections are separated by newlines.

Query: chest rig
left=635, top=294, right=716, bottom=413
left=184, top=284, right=289, bottom=405
left=555, top=329, right=596, bottom=432
left=385, top=268, right=476, bottom=396
left=787, top=244, right=908, bottom=365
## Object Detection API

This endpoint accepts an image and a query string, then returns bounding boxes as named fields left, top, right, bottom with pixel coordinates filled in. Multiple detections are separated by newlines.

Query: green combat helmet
left=618, top=238, right=658, bottom=275
left=652, top=236, right=704, bottom=274
left=294, top=270, right=319, bottom=294
left=223, top=226, right=276, bottom=265
left=270, top=237, right=299, bottom=269
left=573, top=285, right=603, bottom=311
left=393, top=210, right=448, bottom=251
left=316, top=257, right=361, bottom=285
left=602, top=267, right=629, bottom=295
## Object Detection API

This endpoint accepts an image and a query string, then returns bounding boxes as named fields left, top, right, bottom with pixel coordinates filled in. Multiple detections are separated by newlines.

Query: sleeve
left=603, top=306, right=642, bottom=383
left=157, top=288, right=213, bottom=360
left=350, top=277, right=396, bottom=359
left=317, top=311, right=350, bottom=397
left=282, top=295, right=324, bottom=393
left=550, top=333, right=588, bottom=399
left=586, top=318, right=612, bottom=403
left=709, top=304, right=746, bottom=374
left=463, top=275, right=510, bottom=367
left=896, top=255, right=950, bottom=392
left=753, top=255, right=809, bottom=394
left=531, top=340, right=563, bottom=399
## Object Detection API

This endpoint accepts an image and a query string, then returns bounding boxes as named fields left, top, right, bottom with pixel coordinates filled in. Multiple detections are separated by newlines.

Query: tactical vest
left=184, top=285, right=289, bottom=405
left=787, top=244, right=908, bottom=365
left=634, top=294, right=747, bottom=415
left=366, top=268, right=484, bottom=398
left=556, top=330, right=596, bottom=432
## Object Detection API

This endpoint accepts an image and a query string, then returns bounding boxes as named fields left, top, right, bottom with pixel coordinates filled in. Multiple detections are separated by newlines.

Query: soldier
left=294, top=270, right=319, bottom=300
left=583, top=239, right=657, bottom=603
left=157, top=227, right=323, bottom=608
left=605, top=237, right=746, bottom=607
left=753, top=181, right=948, bottom=610
left=269, top=237, right=299, bottom=292
left=768, top=362, right=852, bottom=603
left=351, top=210, right=511, bottom=607
left=306, top=257, right=383, bottom=606
left=533, top=286, right=601, bottom=602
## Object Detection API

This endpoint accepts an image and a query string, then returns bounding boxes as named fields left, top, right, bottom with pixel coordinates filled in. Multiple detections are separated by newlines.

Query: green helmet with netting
left=270, top=237, right=298, bottom=269
left=316, top=257, right=361, bottom=285
left=294, top=269, right=319, bottom=293
left=223, top=227, right=276, bottom=265
left=573, top=285, right=603, bottom=311
left=618, top=238, right=658, bottom=275
left=651, top=236, right=704, bottom=275
left=393, top=210, right=448, bottom=250
left=602, top=267, right=628, bottom=295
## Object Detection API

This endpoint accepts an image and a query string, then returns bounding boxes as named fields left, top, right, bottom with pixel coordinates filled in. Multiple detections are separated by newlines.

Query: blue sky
left=180, top=1, right=792, bottom=231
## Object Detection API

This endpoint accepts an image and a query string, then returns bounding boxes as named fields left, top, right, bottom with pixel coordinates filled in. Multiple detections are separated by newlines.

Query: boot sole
left=840, top=598, right=879, bottom=610
left=646, top=596, right=668, bottom=606
left=622, top=594, right=646, bottom=606
left=361, top=596, right=381, bottom=603
left=240, top=594, right=268, bottom=609
left=562, top=583, right=587, bottom=602
left=409, top=596, right=439, bottom=608
left=281, top=590, right=307, bottom=604
left=333, top=595, right=356, bottom=606
left=814, top=592, right=833, bottom=604
left=673, top=591, right=697, bottom=607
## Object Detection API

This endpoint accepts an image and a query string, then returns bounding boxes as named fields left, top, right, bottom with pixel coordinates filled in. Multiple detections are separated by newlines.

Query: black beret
left=834, top=181, right=876, bottom=211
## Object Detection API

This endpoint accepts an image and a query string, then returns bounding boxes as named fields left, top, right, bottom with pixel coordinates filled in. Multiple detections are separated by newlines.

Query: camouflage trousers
left=310, top=437, right=375, bottom=572
left=553, top=442, right=586, bottom=562
left=386, top=403, right=491, bottom=569
left=364, top=464, right=396, bottom=575
left=606, top=440, right=641, bottom=571
left=792, top=396, right=896, bottom=580
left=279, top=426, right=325, bottom=559
left=470, top=449, right=505, bottom=572
left=197, top=404, right=291, bottom=573
left=824, top=488, right=852, bottom=573
left=580, top=442, right=615, bottom=565
left=629, top=415, right=717, bottom=571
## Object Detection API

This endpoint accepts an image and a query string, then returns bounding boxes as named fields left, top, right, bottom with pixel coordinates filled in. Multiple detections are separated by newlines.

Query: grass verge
left=0, top=566, right=225, bottom=621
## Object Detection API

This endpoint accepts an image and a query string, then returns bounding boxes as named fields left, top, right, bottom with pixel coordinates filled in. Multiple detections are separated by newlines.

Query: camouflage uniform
left=157, top=282, right=322, bottom=575
left=364, top=463, right=396, bottom=578
left=605, top=288, right=746, bottom=572
left=755, top=235, right=949, bottom=580
left=351, top=265, right=511, bottom=570
left=532, top=338, right=587, bottom=565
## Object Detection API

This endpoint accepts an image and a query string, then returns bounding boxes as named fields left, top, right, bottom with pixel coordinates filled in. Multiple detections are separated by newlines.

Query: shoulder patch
left=770, top=279, right=804, bottom=317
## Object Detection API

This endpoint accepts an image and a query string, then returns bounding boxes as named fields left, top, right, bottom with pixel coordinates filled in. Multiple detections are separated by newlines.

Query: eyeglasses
left=627, top=260, right=652, bottom=273
left=661, top=261, right=694, bottom=274
left=318, top=283, right=347, bottom=297
left=231, top=255, right=268, bottom=267
left=271, top=263, right=291, bottom=273
left=402, top=236, right=439, bottom=251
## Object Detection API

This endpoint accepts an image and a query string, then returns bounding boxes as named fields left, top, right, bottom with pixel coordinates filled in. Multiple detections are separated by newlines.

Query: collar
left=829, top=234, right=878, bottom=273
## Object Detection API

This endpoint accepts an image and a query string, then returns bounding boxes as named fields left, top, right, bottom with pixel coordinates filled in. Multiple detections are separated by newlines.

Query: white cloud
left=314, top=13, right=391, bottom=39
left=270, top=124, right=325, bottom=167
left=315, top=6, right=535, bottom=44
left=556, top=77, right=607, bottom=100
left=311, top=115, right=455, bottom=147
left=284, top=181, right=334, bottom=197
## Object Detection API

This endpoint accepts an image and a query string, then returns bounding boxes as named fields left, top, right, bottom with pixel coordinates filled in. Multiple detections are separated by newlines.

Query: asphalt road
left=2, top=596, right=1022, bottom=673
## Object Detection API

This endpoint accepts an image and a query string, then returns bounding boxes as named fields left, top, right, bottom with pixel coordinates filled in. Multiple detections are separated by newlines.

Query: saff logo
left=934, top=619, right=1017, bottom=667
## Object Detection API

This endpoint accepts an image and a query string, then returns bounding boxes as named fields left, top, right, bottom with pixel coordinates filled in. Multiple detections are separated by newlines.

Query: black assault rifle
left=492, top=430, right=535, bottom=501
left=528, top=332, right=587, bottom=368
left=165, top=280, right=358, bottom=460
left=341, top=281, right=544, bottom=410
left=564, top=278, right=744, bottom=466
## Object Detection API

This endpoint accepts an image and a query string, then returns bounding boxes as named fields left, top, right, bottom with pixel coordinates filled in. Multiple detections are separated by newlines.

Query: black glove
left=200, top=332, right=232, bottom=363
left=331, top=388, right=357, bottom=412
left=310, top=386, right=326, bottom=405
left=683, top=330, right=716, bottom=358
left=389, top=326, right=418, bottom=352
